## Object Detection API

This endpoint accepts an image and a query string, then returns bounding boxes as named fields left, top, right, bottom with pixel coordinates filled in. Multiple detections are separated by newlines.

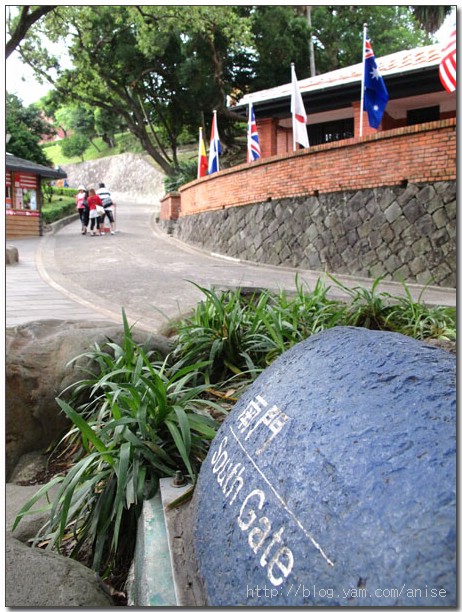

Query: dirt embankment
left=62, top=152, right=166, bottom=209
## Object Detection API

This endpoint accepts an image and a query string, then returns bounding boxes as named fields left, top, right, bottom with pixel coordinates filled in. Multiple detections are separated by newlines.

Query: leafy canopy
left=6, top=93, right=54, bottom=166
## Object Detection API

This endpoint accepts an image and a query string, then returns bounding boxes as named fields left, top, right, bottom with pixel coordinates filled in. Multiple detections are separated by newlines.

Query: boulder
left=6, top=482, right=59, bottom=543
left=6, top=319, right=172, bottom=480
left=192, top=327, right=456, bottom=606
left=6, top=245, right=19, bottom=265
left=5, top=534, right=114, bottom=607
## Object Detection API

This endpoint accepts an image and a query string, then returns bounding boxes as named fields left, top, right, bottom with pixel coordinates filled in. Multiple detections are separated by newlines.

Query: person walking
left=87, top=188, right=104, bottom=236
left=75, top=185, right=88, bottom=234
left=96, top=182, right=116, bottom=234
left=82, top=190, right=90, bottom=232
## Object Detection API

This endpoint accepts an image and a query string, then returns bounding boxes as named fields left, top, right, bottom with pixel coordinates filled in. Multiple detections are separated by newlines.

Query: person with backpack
left=96, top=182, right=116, bottom=234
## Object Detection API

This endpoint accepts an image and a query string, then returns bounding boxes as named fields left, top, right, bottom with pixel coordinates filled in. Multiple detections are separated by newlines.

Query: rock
left=9, top=451, right=49, bottom=484
left=6, top=482, right=59, bottom=543
left=6, top=480, right=111, bottom=608
left=62, top=152, right=166, bottom=208
left=5, top=534, right=114, bottom=607
left=6, top=245, right=19, bottom=265
left=192, top=327, right=456, bottom=606
left=6, top=319, right=173, bottom=480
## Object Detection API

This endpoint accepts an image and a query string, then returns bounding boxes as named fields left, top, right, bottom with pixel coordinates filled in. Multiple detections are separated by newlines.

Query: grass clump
left=329, top=275, right=456, bottom=341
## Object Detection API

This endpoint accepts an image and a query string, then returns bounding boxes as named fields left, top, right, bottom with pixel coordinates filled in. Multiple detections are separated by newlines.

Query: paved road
left=6, top=197, right=456, bottom=332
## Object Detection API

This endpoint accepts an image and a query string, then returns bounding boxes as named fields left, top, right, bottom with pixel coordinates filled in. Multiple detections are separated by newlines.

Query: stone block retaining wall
left=160, top=180, right=456, bottom=288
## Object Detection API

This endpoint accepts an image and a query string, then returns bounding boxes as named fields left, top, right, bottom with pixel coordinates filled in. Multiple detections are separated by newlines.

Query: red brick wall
left=258, top=118, right=278, bottom=158
left=178, top=119, right=456, bottom=217
left=160, top=192, right=181, bottom=221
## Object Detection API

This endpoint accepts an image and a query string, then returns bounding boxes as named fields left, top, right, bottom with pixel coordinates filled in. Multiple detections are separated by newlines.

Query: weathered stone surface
left=6, top=245, right=19, bottom=265
left=6, top=482, right=59, bottom=543
left=6, top=534, right=114, bottom=607
left=9, top=451, right=49, bottom=484
left=162, top=181, right=456, bottom=288
left=6, top=481, right=112, bottom=607
left=6, top=319, right=172, bottom=480
left=62, top=152, right=165, bottom=208
left=192, top=327, right=456, bottom=606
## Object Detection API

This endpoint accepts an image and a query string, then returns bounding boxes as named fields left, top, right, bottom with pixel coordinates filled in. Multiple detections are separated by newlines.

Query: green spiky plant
left=328, top=274, right=456, bottom=341
left=13, top=311, right=226, bottom=577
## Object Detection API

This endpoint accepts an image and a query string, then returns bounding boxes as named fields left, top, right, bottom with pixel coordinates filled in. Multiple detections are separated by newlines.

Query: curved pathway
left=7, top=197, right=456, bottom=332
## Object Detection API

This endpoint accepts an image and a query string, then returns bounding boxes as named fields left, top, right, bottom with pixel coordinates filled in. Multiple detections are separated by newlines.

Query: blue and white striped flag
left=208, top=110, right=222, bottom=174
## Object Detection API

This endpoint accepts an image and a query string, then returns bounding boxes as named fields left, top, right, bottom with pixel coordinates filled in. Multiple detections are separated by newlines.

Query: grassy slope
left=42, top=131, right=246, bottom=169
left=42, top=132, right=146, bottom=167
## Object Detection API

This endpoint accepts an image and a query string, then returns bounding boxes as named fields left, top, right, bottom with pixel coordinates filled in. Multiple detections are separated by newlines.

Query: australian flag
left=364, top=35, right=389, bottom=129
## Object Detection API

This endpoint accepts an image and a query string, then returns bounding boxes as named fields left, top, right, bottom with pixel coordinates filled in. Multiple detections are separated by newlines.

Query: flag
left=208, top=110, right=222, bottom=174
left=247, top=103, right=261, bottom=162
left=363, top=34, right=389, bottom=129
left=439, top=28, right=456, bottom=93
left=291, top=63, right=309, bottom=150
left=197, top=127, right=207, bottom=178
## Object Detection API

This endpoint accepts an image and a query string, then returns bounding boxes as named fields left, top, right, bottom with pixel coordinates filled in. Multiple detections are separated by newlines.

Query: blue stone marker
left=192, top=327, right=456, bottom=606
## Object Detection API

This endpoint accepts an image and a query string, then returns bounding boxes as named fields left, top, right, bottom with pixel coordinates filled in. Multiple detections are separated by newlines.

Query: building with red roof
left=234, top=43, right=456, bottom=155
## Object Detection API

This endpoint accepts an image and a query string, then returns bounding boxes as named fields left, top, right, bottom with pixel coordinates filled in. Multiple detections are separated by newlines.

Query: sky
left=4, top=6, right=457, bottom=107
left=6, top=54, right=54, bottom=106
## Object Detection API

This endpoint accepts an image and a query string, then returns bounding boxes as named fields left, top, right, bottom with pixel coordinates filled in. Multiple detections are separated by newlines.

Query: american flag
left=439, top=28, right=456, bottom=93
left=247, top=103, right=261, bottom=162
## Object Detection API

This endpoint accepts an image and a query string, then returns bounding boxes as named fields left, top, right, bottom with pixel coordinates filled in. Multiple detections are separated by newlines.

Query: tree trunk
left=89, top=139, right=101, bottom=152
left=306, top=6, right=316, bottom=77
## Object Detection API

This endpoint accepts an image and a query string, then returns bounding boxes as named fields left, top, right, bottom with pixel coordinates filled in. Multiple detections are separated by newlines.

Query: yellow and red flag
left=197, top=127, right=208, bottom=178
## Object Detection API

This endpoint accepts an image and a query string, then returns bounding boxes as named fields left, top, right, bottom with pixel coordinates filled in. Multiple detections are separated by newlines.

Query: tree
left=308, top=6, right=430, bottom=76
left=5, top=5, right=57, bottom=58
left=249, top=6, right=430, bottom=88
left=55, top=105, right=101, bottom=151
left=6, top=92, right=54, bottom=165
left=251, top=6, right=311, bottom=89
left=411, top=6, right=453, bottom=33
left=94, top=108, right=122, bottom=148
left=14, top=5, right=254, bottom=175
left=293, top=5, right=450, bottom=79
left=60, top=133, right=90, bottom=162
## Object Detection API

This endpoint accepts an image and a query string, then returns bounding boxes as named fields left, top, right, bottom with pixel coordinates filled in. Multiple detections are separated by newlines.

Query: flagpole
left=197, top=127, right=202, bottom=179
left=291, top=63, right=296, bottom=151
left=247, top=103, right=251, bottom=163
left=213, top=109, right=219, bottom=172
left=359, top=23, right=367, bottom=138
